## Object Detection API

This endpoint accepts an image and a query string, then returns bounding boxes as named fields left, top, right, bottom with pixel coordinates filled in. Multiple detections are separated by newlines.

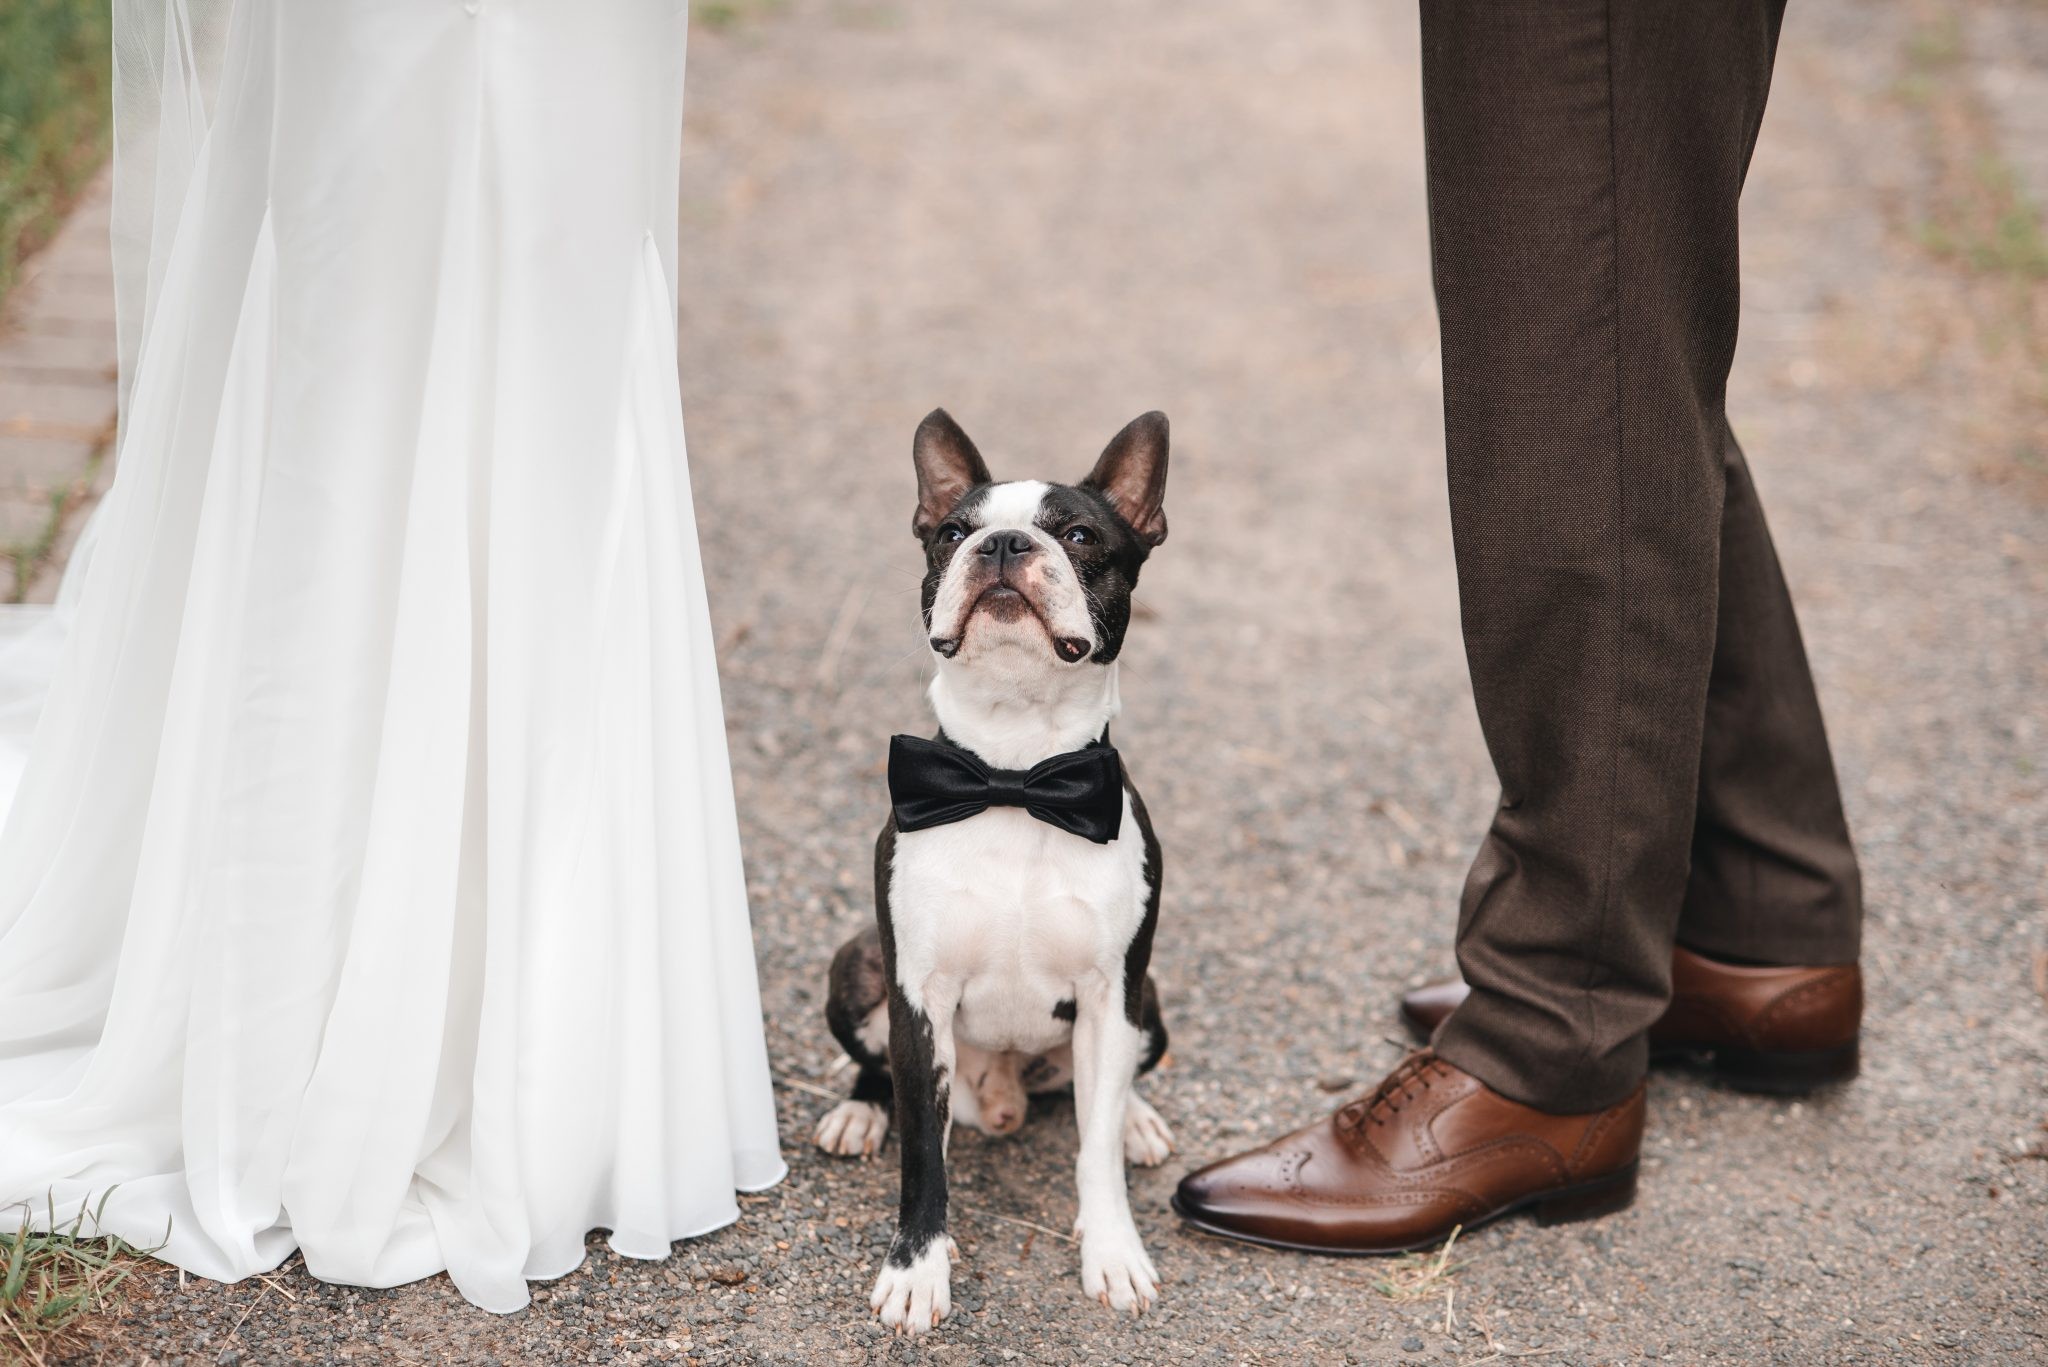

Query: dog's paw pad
left=815, top=1100, right=889, bottom=1158
left=1123, top=1095, right=1174, bottom=1167
left=870, top=1240, right=952, bottom=1336
left=1080, top=1227, right=1160, bottom=1316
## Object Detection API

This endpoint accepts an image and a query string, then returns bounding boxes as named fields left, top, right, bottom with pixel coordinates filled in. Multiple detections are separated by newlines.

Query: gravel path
left=56, top=0, right=2048, bottom=1363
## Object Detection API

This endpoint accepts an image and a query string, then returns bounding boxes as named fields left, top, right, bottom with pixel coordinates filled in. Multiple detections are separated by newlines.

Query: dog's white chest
left=888, top=799, right=1148, bottom=1050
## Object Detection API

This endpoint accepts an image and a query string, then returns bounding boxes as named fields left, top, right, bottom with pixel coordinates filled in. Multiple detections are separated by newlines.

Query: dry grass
left=0, top=1194, right=160, bottom=1367
left=1372, top=1224, right=1466, bottom=1304
left=1371, top=1228, right=1568, bottom=1361
left=1465, top=1309, right=1568, bottom=1365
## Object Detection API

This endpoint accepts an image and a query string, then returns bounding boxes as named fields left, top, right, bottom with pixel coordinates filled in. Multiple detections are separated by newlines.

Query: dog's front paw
left=1122, top=1095, right=1174, bottom=1167
left=869, top=1238, right=953, bottom=1336
left=1079, top=1225, right=1159, bottom=1316
left=815, top=1100, right=889, bottom=1158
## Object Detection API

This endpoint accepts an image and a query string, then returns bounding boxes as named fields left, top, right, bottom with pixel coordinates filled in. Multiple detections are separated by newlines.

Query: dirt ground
left=37, top=0, right=2048, bottom=1363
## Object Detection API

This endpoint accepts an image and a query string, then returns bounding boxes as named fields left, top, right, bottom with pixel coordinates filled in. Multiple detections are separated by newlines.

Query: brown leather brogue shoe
left=1171, top=1051, right=1642, bottom=1256
left=1398, top=945, right=1862, bottom=1094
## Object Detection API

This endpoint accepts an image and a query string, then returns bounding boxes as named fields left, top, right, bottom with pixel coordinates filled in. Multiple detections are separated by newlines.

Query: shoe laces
left=1337, top=1050, right=1444, bottom=1131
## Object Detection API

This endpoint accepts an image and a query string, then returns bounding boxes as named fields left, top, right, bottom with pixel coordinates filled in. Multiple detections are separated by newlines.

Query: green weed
left=1, top=1191, right=163, bottom=1366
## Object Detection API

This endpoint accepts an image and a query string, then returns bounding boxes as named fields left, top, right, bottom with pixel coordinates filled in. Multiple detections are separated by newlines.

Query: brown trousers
left=1421, top=2, right=1863, bottom=1112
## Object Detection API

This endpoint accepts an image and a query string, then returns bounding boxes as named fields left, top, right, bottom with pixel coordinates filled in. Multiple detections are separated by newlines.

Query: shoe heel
left=1707, top=1038, right=1859, bottom=1095
left=1534, top=1162, right=1638, bottom=1227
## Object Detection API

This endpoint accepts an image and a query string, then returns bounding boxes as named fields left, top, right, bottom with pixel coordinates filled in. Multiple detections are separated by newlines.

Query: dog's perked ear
left=1082, top=411, right=1169, bottom=548
left=912, top=408, right=993, bottom=539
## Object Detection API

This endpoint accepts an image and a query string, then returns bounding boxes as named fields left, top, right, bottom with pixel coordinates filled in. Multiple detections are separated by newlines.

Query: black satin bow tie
left=888, top=733, right=1124, bottom=844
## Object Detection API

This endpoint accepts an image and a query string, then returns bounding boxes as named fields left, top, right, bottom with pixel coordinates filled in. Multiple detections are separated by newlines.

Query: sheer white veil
left=111, top=0, right=236, bottom=431
left=0, top=3, right=234, bottom=806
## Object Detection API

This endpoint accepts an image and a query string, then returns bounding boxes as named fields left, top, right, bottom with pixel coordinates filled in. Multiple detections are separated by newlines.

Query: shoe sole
left=1169, top=1160, right=1639, bottom=1258
left=1654, top=1039, right=1860, bottom=1094
left=1399, top=1016, right=1861, bottom=1097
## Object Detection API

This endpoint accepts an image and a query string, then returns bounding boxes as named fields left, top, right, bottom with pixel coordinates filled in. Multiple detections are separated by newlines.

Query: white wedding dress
left=0, top=0, right=784, bottom=1314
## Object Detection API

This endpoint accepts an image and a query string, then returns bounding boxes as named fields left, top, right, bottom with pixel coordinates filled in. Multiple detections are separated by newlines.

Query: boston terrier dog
left=814, top=409, right=1174, bottom=1334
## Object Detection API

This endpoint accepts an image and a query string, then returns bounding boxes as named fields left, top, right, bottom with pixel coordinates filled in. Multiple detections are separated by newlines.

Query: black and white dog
left=814, top=409, right=1174, bottom=1334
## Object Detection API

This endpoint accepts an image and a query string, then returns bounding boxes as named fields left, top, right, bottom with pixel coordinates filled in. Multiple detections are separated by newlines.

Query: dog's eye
left=937, top=523, right=966, bottom=544
left=1063, top=525, right=1096, bottom=546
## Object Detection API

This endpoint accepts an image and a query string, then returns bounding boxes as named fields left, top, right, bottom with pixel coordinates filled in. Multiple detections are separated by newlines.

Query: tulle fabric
left=0, top=0, right=785, bottom=1314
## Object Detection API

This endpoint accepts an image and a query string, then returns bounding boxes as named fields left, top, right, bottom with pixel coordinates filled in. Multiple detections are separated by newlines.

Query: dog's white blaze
left=975, top=479, right=1052, bottom=528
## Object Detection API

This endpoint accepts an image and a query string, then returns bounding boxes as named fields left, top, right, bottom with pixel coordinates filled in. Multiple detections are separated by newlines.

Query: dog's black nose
left=977, top=530, right=1035, bottom=566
